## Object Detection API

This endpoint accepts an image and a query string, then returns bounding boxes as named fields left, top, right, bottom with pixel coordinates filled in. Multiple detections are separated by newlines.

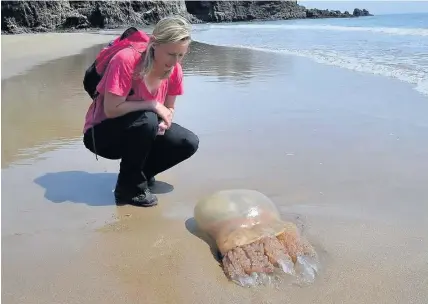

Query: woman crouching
left=83, top=16, right=199, bottom=207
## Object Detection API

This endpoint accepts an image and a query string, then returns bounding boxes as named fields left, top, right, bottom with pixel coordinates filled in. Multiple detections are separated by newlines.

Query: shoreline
left=2, top=30, right=428, bottom=170
left=0, top=14, right=372, bottom=36
left=2, top=32, right=428, bottom=168
left=0, top=12, right=375, bottom=36
left=194, top=41, right=428, bottom=98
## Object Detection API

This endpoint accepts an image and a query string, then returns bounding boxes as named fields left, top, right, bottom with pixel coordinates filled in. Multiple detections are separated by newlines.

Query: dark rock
left=185, top=1, right=306, bottom=23
left=63, top=13, right=90, bottom=29
left=353, top=8, right=363, bottom=16
left=353, top=8, right=373, bottom=17
left=1, top=0, right=194, bottom=34
left=304, top=7, right=365, bottom=19
left=305, top=8, right=320, bottom=18
left=1, top=1, right=71, bottom=33
left=80, top=1, right=196, bottom=29
left=363, top=9, right=372, bottom=16
left=1, top=1, right=373, bottom=34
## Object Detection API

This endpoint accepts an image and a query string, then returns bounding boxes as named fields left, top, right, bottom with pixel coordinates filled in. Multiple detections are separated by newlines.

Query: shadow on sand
left=34, top=170, right=174, bottom=206
left=185, top=217, right=222, bottom=264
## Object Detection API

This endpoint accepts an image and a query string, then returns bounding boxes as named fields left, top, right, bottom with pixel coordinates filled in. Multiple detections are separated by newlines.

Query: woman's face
left=153, top=40, right=190, bottom=72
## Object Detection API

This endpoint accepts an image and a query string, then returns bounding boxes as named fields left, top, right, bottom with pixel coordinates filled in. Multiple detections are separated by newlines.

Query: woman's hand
left=153, top=102, right=173, bottom=129
left=157, top=120, right=168, bottom=135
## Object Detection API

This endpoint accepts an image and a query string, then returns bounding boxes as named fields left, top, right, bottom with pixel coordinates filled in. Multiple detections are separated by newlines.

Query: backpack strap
left=120, top=27, right=139, bottom=40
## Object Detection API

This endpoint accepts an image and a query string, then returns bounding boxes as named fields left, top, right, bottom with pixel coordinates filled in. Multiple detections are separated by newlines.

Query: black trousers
left=83, top=110, right=199, bottom=192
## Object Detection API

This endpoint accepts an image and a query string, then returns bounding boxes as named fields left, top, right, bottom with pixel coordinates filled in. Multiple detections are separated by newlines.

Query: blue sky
left=299, top=1, right=428, bottom=14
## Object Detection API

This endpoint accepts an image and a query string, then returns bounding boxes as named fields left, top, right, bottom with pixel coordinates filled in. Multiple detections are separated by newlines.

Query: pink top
left=83, top=47, right=184, bottom=133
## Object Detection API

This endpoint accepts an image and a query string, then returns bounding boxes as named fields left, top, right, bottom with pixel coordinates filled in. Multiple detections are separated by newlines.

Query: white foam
left=208, top=23, right=428, bottom=37
left=211, top=43, right=428, bottom=96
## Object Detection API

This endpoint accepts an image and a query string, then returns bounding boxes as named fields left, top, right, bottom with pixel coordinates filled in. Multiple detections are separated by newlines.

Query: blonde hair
left=140, top=15, right=191, bottom=78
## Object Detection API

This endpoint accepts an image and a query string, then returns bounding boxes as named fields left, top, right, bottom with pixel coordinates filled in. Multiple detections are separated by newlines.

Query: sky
left=298, top=1, right=428, bottom=15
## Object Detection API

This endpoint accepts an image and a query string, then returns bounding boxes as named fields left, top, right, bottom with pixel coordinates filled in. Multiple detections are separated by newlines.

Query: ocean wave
left=209, top=43, right=428, bottom=96
left=208, top=24, right=428, bottom=37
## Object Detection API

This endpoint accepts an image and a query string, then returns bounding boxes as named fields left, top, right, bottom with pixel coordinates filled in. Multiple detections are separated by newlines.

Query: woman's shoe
left=114, top=186, right=158, bottom=207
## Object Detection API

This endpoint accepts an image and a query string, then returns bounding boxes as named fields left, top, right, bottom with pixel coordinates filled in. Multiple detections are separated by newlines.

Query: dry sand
left=2, top=32, right=428, bottom=304
left=1, top=32, right=115, bottom=79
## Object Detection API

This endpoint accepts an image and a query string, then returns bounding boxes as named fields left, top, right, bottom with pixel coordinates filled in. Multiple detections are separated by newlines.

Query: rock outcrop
left=185, top=1, right=306, bottom=22
left=1, top=1, right=372, bottom=34
left=305, top=7, right=372, bottom=19
left=1, top=1, right=196, bottom=34
left=352, top=8, right=372, bottom=17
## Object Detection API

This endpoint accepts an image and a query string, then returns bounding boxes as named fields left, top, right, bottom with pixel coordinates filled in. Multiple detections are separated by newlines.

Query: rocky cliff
left=1, top=1, right=372, bottom=34
left=1, top=1, right=195, bottom=34
left=185, top=1, right=306, bottom=22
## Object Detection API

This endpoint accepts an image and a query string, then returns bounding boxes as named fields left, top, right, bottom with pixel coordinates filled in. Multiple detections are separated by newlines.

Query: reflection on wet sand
left=1, top=43, right=106, bottom=167
left=1, top=40, right=292, bottom=168
left=183, top=41, right=294, bottom=84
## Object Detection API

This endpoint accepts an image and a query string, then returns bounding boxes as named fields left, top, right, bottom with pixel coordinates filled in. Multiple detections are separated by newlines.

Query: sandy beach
left=2, top=31, right=428, bottom=304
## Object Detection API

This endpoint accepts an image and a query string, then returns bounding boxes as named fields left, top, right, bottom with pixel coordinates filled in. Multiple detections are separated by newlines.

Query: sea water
left=192, top=13, right=428, bottom=96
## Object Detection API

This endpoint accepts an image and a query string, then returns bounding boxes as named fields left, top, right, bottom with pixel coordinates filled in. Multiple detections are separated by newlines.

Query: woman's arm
left=101, top=48, right=153, bottom=118
left=105, top=92, right=174, bottom=129
left=104, top=92, right=155, bottom=118
left=164, top=95, right=177, bottom=114
left=165, top=63, right=184, bottom=115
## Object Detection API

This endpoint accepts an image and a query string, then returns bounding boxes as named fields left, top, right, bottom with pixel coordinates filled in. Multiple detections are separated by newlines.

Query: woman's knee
left=167, top=124, right=200, bottom=157
left=82, top=129, right=122, bottom=160
left=182, top=131, right=199, bottom=157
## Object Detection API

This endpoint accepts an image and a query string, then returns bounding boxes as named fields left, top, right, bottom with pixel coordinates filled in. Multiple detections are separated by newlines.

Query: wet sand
left=2, top=33, right=428, bottom=303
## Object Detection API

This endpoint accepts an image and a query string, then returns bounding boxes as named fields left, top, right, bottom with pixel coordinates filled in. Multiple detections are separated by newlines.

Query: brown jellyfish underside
left=194, top=189, right=320, bottom=287
left=221, top=222, right=318, bottom=284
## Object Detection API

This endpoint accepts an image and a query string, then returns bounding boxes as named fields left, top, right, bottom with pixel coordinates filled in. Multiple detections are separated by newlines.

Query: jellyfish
left=194, top=189, right=320, bottom=287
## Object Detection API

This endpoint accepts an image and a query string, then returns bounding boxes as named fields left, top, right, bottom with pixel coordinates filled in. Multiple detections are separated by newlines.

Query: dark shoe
left=114, top=187, right=158, bottom=207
